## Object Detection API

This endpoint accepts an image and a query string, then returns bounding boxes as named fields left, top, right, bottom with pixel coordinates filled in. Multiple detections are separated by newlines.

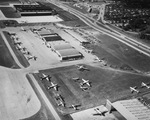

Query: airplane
left=40, top=73, right=51, bottom=81
left=14, top=41, right=22, bottom=45
left=48, top=82, right=58, bottom=91
left=32, top=27, right=46, bottom=32
left=94, top=56, right=101, bottom=62
left=20, top=27, right=27, bottom=31
left=9, top=32, right=16, bottom=36
left=27, top=55, right=37, bottom=61
left=55, top=93, right=64, bottom=101
left=23, top=51, right=31, bottom=55
left=72, top=77, right=80, bottom=82
left=141, top=82, right=150, bottom=89
left=16, top=45, right=22, bottom=51
left=130, top=86, right=140, bottom=93
left=69, top=104, right=81, bottom=110
left=58, top=100, right=65, bottom=107
left=80, top=78, right=91, bottom=87
left=79, top=84, right=89, bottom=91
left=22, top=47, right=27, bottom=51
left=76, top=65, right=89, bottom=71
left=93, top=108, right=107, bottom=116
left=55, top=94, right=65, bottom=107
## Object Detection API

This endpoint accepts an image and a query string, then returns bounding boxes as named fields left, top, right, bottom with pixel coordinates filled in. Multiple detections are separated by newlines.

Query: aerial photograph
left=0, top=0, right=150, bottom=120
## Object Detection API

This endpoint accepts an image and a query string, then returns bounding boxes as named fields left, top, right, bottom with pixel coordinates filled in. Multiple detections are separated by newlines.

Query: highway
left=49, top=1, right=150, bottom=57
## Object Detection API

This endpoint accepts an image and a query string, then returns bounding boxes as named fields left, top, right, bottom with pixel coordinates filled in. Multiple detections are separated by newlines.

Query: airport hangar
left=106, top=96, right=150, bottom=120
left=13, top=3, right=57, bottom=16
left=36, top=29, right=83, bottom=61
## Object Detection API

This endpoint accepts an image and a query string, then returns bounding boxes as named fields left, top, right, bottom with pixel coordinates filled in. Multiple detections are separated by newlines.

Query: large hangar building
left=13, top=3, right=57, bottom=16
left=36, top=29, right=84, bottom=61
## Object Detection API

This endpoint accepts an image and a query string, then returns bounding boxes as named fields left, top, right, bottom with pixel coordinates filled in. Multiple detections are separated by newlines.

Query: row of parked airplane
left=40, top=73, right=58, bottom=91
left=130, top=82, right=150, bottom=93
left=11, top=32, right=37, bottom=61
left=40, top=73, right=81, bottom=110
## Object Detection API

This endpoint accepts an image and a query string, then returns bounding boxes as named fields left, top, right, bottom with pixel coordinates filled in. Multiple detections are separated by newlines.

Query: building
left=106, top=98, right=150, bottom=120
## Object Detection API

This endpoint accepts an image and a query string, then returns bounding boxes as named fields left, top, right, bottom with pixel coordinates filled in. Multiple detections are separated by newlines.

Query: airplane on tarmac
left=80, top=78, right=91, bottom=87
left=76, top=65, right=89, bottom=71
left=141, top=82, right=150, bottom=89
left=40, top=73, right=51, bottom=81
left=69, top=104, right=81, bottom=110
left=14, top=41, right=22, bottom=45
left=27, top=55, right=37, bottom=61
left=55, top=93, right=64, bottom=101
left=23, top=50, right=30, bottom=55
left=94, top=56, right=101, bottom=62
left=72, top=77, right=80, bottom=82
left=16, top=45, right=22, bottom=51
left=9, top=32, right=16, bottom=36
left=93, top=108, right=108, bottom=116
left=48, top=82, right=58, bottom=91
left=32, top=27, right=46, bottom=32
left=79, top=84, right=89, bottom=91
left=20, top=27, right=27, bottom=31
left=55, top=94, right=65, bottom=107
left=58, top=100, right=65, bottom=107
left=130, top=86, right=140, bottom=93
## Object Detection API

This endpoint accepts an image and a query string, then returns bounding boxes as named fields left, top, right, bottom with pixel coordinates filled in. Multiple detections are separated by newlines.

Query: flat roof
left=16, top=16, right=63, bottom=23
left=50, top=40, right=67, bottom=45
left=52, top=43, right=73, bottom=51
left=57, top=48, right=82, bottom=58
left=37, top=30, right=51, bottom=36
left=112, top=99, right=150, bottom=120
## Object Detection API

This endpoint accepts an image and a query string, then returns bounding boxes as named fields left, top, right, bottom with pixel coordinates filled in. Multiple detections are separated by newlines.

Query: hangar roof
left=57, top=48, right=82, bottom=58
left=52, top=43, right=73, bottom=50
left=112, top=99, right=150, bottom=120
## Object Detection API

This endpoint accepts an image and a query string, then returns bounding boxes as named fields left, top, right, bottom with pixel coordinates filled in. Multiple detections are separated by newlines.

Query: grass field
left=0, top=34, right=19, bottom=68
left=72, top=27, right=150, bottom=73
left=95, top=34, right=150, bottom=72
left=39, top=2, right=64, bottom=12
left=33, top=65, right=150, bottom=115
left=3, top=31, right=30, bottom=68
left=58, top=20, right=87, bottom=28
